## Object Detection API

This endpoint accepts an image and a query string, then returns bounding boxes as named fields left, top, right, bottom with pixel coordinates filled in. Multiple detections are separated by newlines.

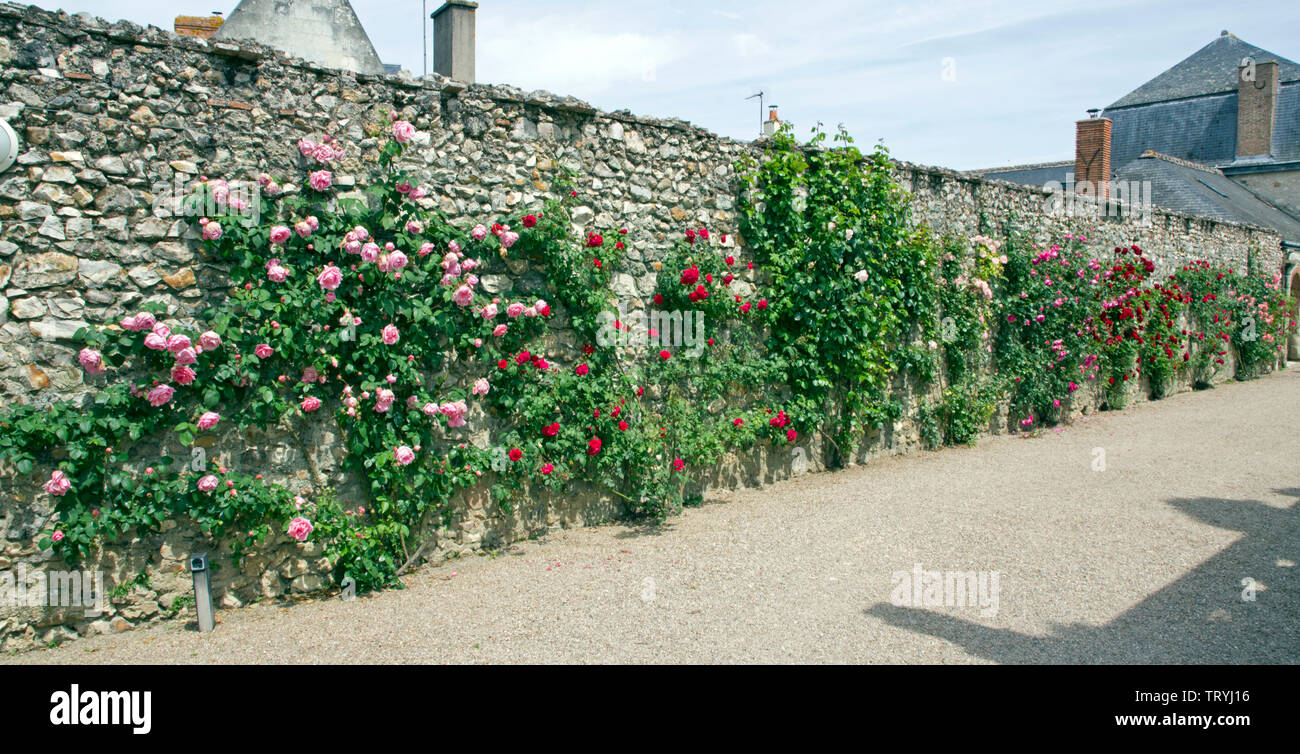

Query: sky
left=26, top=0, right=1300, bottom=170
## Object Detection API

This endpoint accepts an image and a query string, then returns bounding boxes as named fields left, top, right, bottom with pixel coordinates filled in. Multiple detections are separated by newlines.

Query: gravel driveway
left=8, top=369, right=1299, bottom=664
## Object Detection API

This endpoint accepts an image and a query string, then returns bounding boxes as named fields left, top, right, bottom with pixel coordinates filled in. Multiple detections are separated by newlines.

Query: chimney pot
left=432, top=0, right=478, bottom=83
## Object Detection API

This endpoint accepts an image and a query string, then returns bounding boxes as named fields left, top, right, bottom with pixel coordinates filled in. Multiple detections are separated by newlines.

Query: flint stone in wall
left=12, top=252, right=77, bottom=288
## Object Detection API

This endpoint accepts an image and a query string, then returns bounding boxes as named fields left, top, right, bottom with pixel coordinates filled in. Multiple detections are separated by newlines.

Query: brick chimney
left=762, top=106, right=780, bottom=138
left=432, top=0, right=477, bottom=82
left=1075, top=111, right=1112, bottom=200
left=1236, top=60, right=1278, bottom=159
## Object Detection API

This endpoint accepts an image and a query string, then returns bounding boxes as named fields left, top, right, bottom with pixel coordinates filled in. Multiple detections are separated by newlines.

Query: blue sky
left=27, top=0, right=1300, bottom=169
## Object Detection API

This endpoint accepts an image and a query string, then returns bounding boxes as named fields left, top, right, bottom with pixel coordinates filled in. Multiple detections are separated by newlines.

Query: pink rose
left=394, top=445, right=416, bottom=465
left=471, top=224, right=488, bottom=241
left=147, top=384, right=175, bottom=407
left=300, top=396, right=321, bottom=412
left=166, top=334, right=192, bottom=354
left=382, top=325, right=400, bottom=345
left=387, top=250, right=408, bottom=271
left=298, top=139, right=317, bottom=157
left=405, top=220, right=422, bottom=234
left=201, top=221, right=223, bottom=241
left=392, top=120, right=417, bottom=144
left=199, top=331, right=222, bottom=351
left=295, top=221, right=313, bottom=239
left=43, top=470, right=71, bottom=497
left=144, top=333, right=168, bottom=351
left=506, top=302, right=525, bottom=318
left=78, top=348, right=105, bottom=374
left=501, top=231, right=519, bottom=249
left=453, top=285, right=474, bottom=307
left=440, top=400, right=469, bottom=428
left=317, top=264, right=343, bottom=291
left=309, top=170, right=332, bottom=191
left=418, top=242, right=434, bottom=257
left=472, top=378, right=490, bottom=396
left=482, top=303, right=499, bottom=320
left=492, top=324, right=508, bottom=337
left=197, top=411, right=220, bottom=430
left=270, top=225, right=291, bottom=244
left=267, top=263, right=289, bottom=282
left=197, top=475, right=219, bottom=493
left=173, top=347, right=197, bottom=366
left=171, top=365, right=196, bottom=385
left=287, top=517, right=314, bottom=542
left=361, top=242, right=380, bottom=263
left=255, top=344, right=273, bottom=359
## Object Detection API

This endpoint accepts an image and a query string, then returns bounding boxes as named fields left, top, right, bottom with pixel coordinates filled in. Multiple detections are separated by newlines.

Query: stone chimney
left=432, top=1, right=478, bottom=82
left=214, top=0, right=385, bottom=75
left=762, top=106, right=780, bottom=138
left=1236, top=60, right=1278, bottom=159
left=1075, top=111, right=1112, bottom=200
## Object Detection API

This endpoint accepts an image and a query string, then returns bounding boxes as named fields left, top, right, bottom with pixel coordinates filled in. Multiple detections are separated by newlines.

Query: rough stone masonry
left=0, top=2, right=1284, bottom=650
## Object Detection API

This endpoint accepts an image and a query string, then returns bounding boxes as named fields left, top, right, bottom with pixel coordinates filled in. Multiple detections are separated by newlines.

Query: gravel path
left=8, top=369, right=1299, bottom=665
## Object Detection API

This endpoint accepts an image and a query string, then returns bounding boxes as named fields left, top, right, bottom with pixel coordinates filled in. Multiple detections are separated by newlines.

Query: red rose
left=725, top=256, right=734, bottom=266
left=653, top=294, right=664, bottom=305
left=508, top=448, right=523, bottom=462
left=522, top=214, right=538, bottom=228
left=575, top=363, right=589, bottom=376
left=586, top=233, right=603, bottom=248
left=542, top=422, right=560, bottom=437
left=587, top=437, right=602, bottom=455
left=498, top=359, right=509, bottom=370
left=672, top=458, right=684, bottom=471
left=619, top=228, right=628, bottom=235
left=786, top=429, right=797, bottom=443
left=659, top=350, right=671, bottom=360
left=757, top=299, right=768, bottom=310
left=540, top=463, right=554, bottom=475
left=618, top=421, right=629, bottom=431
left=680, top=266, right=700, bottom=286
left=594, top=259, right=602, bottom=268
left=698, top=228, right=709, bottom=240
left=740, top=302, right=752, bottom=313
left=582, top=343, right=595, bottom=355
left=515, top=351, right=531, bottom=364
left=733, top=418, right=744, bottom=427
left=685, top=230, right=696, bottom=245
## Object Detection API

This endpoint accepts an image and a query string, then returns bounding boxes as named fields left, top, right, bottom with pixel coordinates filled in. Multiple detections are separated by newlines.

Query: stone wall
left=0, top=2, right=1286, bottom=651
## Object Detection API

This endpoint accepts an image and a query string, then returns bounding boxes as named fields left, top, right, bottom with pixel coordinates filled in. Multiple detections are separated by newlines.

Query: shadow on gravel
left=864, top=490, right=1299, bottom=664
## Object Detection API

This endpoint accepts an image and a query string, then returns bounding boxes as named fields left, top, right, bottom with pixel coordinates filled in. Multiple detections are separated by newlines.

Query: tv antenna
left=746, top=91, right=764, bottom=137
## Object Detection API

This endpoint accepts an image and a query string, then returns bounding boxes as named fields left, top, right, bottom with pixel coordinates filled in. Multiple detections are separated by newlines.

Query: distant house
left=970, top=32, right=1300, bottom=272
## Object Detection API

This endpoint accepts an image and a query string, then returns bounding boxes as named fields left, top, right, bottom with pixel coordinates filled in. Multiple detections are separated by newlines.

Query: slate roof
left=1107, top=32, right=1300, bottom=109
left=1114, top=152, right=1300, bottom=243
left=969, top=161, right=1073, bottom=188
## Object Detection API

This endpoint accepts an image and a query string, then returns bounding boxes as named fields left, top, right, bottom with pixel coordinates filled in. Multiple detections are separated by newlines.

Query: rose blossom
left=493, top=324, right=508, bottom=337
left=506, top=302, right=525, bottom=318
left=147, top=384, right=175, bottom=407
left=197, top=475, right=219, bottom=493
left=309, top=170, right=332, bottom=191
left=394, top=445, right=416, bottom=466
left=197, top=411, right=220, bottom=430
left=440, top=400, right=469, bottom=428
left=287, top=517, right=314, bottom=543
left=201, top=220, right=222, bottom=241
left=270, top=225, right=291, bottom=244
left=301, top=396, right=322, bottom=412
left=43, top=470, right=71, bottom=496
left=388, top=250, right=409, bottom=271
left=382, top=324, right=400, bottom=345
left=144, top=332, right=168, bottom=351
left=472, top=378, right=490, bottom=396
left=78, top=348, right=105, bottom=374
left=171, top=365, right=196, bottom=385
left=166, top=334, right=192, bottom=354
left=452, top=285, right=474, bottom=307
left=317, top=264, right=343, bottom=291
left=392, top=120, right=417, bottom=143
left=481, top=303, right=499, bottom=320
left=255, top=344, right=273, bottom=359
left=199, top=331, right=222, bottom=350
left=471, top=224, right=488, bottom=241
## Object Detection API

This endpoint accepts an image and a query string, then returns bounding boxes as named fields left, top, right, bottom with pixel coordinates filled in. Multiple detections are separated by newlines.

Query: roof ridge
left=966, top=159, right=1073, bottom=176
left=1138, top=150, right=1223, bottom=175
